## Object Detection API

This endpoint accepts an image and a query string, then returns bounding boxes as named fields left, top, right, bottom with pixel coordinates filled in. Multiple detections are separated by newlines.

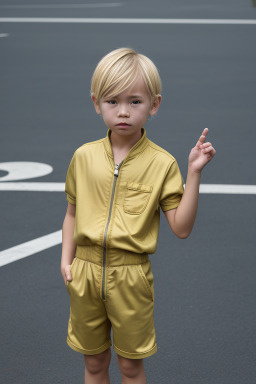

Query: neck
left=110, top=129, right=143, bottom=151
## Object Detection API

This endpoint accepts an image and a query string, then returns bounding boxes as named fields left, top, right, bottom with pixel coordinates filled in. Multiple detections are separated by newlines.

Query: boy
left=61, top=48, right=215, bottom=384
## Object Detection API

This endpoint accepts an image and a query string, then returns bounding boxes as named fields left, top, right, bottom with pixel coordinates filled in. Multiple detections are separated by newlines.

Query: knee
left=84, top=348, right=111, bottom=375
left=117, top=355, right=143, bottom=379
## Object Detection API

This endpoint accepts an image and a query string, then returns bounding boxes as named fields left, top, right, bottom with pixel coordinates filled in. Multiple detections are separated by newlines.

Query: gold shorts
left=66, top=245, right=157, bottom=359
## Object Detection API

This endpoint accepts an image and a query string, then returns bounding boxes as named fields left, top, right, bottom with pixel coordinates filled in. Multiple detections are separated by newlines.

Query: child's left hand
left=188, top=128, right=216, bottom=173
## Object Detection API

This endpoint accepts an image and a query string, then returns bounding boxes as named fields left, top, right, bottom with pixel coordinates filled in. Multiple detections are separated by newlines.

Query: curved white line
left=0, top=162, right=53, bottom=181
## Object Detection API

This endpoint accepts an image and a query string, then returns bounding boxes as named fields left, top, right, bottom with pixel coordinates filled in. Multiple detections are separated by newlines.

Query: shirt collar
left=103, top=128, right=148, bottom=161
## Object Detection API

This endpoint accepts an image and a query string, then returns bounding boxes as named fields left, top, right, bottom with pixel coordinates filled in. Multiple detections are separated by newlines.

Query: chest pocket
left=123, top=182, right=153, bottom=215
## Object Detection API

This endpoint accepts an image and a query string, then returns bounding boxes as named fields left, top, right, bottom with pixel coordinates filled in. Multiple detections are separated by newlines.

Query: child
left=61, top=47, right=215, bottom=384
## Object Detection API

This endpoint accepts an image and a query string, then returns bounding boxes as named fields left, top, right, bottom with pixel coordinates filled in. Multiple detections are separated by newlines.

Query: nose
left=117, top=104, right=130, bottom=117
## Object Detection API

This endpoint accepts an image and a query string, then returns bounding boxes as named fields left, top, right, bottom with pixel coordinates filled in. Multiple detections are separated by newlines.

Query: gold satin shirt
left=65, top=128, right=184, bottom=255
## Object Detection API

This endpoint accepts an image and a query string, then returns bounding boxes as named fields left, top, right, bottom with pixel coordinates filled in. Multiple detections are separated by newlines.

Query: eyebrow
left=128, top=95, right=143, bottom=99
left=105, top=95, right=144, bottom=100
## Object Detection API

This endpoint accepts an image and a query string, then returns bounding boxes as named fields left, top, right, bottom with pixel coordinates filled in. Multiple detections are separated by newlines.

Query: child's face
left=92, top=74, right=161, bottom=139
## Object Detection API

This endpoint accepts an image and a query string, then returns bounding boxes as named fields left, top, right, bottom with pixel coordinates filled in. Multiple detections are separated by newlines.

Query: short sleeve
left=159, top=160, right=184, bottom=212
left=65, top=152, right=76, bottom=205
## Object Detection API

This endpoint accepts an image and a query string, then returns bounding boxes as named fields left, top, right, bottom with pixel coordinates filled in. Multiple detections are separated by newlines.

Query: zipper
left=102, top=162, right=122, bottom=300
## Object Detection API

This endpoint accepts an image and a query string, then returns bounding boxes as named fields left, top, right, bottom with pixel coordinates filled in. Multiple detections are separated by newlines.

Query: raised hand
left=188, top=128, right=216, bottom=173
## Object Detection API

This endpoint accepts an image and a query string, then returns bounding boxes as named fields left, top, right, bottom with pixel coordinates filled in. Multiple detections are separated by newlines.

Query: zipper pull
left=114, top=164, right=119, bottom=177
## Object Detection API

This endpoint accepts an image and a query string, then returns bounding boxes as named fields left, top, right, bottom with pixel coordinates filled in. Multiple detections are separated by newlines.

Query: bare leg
left=84, top=348, right=111, bottom=384
left=117, top=355, right=146, bottom=384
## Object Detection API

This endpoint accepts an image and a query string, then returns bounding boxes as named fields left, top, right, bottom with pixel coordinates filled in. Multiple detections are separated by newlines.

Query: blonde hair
left=91, top=48, right=162, bottom=104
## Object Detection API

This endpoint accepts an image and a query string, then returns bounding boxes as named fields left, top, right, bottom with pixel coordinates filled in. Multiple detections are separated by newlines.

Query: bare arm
left=164, top=128, right=216, bottom=238
left=164, top=169, right=201, bottom=238
left=60, top=202, right=76, bottom=284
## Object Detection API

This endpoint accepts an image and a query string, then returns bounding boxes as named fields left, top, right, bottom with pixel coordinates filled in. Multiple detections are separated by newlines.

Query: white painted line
left=0, top=230, right=62, bottom=267
left=0, top=3, right=122, bottom=9
left=0, top=182, right=65, bottom=191
left=0, top=182, right=255, bottom=194
left=0, top=162, right=53, bottom=181
left=0, top=183, right=255, bottom=267
left=199, top=184, right=256, bottom=194
left=0, top=33, right=9, bottom=37
left=0, top=18, right=256, bottom=25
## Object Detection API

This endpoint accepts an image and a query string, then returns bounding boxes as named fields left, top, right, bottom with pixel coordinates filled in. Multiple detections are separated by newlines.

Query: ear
left=91, top=94, right=102, bottom=115
left=149, top=95, right=162, bottom=117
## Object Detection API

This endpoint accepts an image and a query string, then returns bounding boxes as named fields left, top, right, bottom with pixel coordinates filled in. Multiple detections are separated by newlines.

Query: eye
left=131, top=100, right=140, bottom=105
left=107, top=100, right=116, bottom=105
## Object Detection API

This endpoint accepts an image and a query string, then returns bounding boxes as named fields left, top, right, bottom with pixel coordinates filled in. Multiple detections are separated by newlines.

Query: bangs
left=99, top=58, right=141, bottom=100
left=91, top=48, right=162, bottom=102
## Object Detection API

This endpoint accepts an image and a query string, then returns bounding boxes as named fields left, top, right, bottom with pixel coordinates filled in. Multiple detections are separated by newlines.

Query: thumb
left=65, top=265, right=72, bottom=282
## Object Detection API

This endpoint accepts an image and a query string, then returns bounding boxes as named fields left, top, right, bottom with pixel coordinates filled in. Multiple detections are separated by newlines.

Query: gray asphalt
left=1, top=1, right=256, bottom=383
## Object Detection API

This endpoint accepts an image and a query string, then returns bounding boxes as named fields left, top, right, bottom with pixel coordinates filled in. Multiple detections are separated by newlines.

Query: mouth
left=115, top=123, right=131, bottom=127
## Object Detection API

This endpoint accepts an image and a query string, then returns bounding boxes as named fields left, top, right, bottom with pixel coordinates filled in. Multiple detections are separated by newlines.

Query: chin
left=113, top=128, right=133, bottom=134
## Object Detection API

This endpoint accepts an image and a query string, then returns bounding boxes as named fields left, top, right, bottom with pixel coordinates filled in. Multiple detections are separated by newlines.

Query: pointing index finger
left=196, top=128, right=209, bottom=147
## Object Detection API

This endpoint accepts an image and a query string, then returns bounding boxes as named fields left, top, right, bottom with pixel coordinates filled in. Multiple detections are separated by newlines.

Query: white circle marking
left=0, top=162, right=53, bottom=181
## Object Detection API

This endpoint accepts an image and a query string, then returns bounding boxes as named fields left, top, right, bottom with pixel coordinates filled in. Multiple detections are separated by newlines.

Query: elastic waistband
left=75, top=245, right=149, bottom=266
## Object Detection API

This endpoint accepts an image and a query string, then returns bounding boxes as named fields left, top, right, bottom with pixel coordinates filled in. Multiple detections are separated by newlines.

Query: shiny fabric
left=65, top=128, right=184, bottom=255
left=64, top=128, right=184, bottom=358
left=66, top=246, right=157, bottom=359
